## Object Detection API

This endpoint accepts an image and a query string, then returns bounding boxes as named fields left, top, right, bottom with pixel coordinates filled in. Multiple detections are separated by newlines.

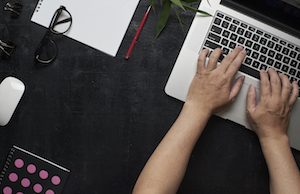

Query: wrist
left=181, top=102, right=212, bottom=126
left=259, top=134, right=290, bottom=149
left=183, top=101, right=212, bottom=116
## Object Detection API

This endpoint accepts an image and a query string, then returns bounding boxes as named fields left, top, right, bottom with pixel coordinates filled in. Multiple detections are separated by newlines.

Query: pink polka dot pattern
left=16, top=192, right=23, bottom=194
left=21, top=178, right=30, bottom=188
left=3, top=186, right=12, bottom=194
left=27, top=164, right=36, bottom=174
left=45, top=189, right=54, bottom=194
left=8, top=172, right=18, bottom=182
left=39, top=170, right=49, bottom=180
left=45, top=189, right=55, bottom=194
left=33, top=183, right=43, bottom=193
left=14, top=159, right=24, bottom=168
left=51, top=175, right=61, bottom=185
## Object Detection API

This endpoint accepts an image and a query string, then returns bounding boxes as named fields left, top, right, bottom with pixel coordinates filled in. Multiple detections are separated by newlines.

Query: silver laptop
left=165, top=0, right=300, bottom=150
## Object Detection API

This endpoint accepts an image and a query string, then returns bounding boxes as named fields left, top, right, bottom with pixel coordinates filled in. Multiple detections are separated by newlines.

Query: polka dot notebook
left=0, top=146, right=70, bottom=194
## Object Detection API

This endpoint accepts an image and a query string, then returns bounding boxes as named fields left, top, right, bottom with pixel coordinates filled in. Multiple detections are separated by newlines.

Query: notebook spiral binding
left=0, top=147, right=16, bottom=185
left=34, top=0, right=44, bottom=13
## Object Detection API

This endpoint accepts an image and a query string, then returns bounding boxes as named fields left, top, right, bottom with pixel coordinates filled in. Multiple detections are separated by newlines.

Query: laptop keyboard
left=202, top=11, right=300, bottom=90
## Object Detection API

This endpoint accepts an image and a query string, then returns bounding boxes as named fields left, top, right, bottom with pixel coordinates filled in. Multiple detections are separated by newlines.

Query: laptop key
left=267, top=58, right=274, bottom=66
left=208, top=33, right=221, bottom=43
left=297, top=54, right=300, bottom=61
left=237, top=37, right=245, bottom=44
left=245, top=40, right=253, bottom=47
left=267, top=41, right=275, bottom=48
left=211, top=25, right=222, bottom=34
left=241, top=23, right=248, bottom=28
left=217, top=12, right=224, bottom=18
left=289, top=51, right=297, bottom=58
left=252, top=61, right=260, bottom=68
left=240, top=64, right=260, bottom=79
left=264, top=33, right=271, bottom=39
left=214, top=18, right=222, bottom=25
left=245, top=48, right=251, bottom=56
left=272, top=36, right=279, bottom=42
left=221, top=38, right=229, bottom=46
left=274, top=61, right=282, bottom=69
left=282, top=47, right=290, bottom=55
left=245, top=57, right=252, bottom=65
left=260, top=64, right=268, bottom=70
left=204, top=40, right=222, bottom=50
left=249, top=26, right=255, bottom=32
left=281, top=65, right=289, bottom=73
left=252, top=51, right=259, bottom=59
left=275, top=53, right=283, bottom=61
left=233, top=19, right=240, bottom=25
left=229, top=24, right=237, bottom=32
left=229, top=41, right=236, bottom=49
left=291, top=60, right=297, bottom=67
left=260, top=46, right=268, bottom=54
left=297, top=71, right=300, bottom=79
left=222, top=21, right=229, bottom=28
left=223, top=47, right=230, bottom=55
left=275, top=44, right=282, bottom=52
left=237, top=27, right=244, bottom=35
left=225, top=16, right=232, bottom=21
left=252, top=34, right=259, bottom=41
left=288, top=44, right=294, bottom=49
left=283, top=56, right=290, bottom=64
left=245, top=31, right=252, bottom=38
left=289, top=68, right=296, bottom=76
left=253, top=43, right=260, bottom=51
left=259, top=55, right=267, bottom=63
left=230, top=34, right=237, bottom=41
left=259, top=37, right=267, bottom=45
left=280, top=40, right=287, bottom=45
left=256, top=30, right=263, bottom=35
left=268, top=50, right=275, bottom=57
left=296, top=47, right=300, bottom=52
left=222, top=30, right=230, bottom=38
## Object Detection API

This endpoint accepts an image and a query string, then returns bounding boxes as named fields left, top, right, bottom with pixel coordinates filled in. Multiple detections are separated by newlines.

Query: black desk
left=0, top=1, right=299, bottom=194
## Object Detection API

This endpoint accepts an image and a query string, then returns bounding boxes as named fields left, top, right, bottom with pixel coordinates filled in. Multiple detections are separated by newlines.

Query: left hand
left=185, top=46, right=246, bottom=115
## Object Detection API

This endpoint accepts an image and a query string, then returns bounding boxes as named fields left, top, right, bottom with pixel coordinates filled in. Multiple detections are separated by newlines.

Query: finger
left=229, top=76, right=245, bottom=101
left=246, top=84, right=257, bottom=113
left=279, top=73, right=291, bottom=101
left=260, top=70, right=271, bottom=97
left=226, top=48, right=247, bottom=77
left=289, top=81, right=299, bottom=107
left=197, top=48, right=209, bottom=74
left=206, top=48, right=222, bottom=71
left=268, top=68, right=281, bottom=96
left=218, top=46, right=243, bottom=72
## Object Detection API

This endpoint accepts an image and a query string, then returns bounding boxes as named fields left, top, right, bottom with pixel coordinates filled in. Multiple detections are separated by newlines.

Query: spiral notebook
left=31, top=0, right=140, bottom=57
left=0, top=146, right=70, bottom=193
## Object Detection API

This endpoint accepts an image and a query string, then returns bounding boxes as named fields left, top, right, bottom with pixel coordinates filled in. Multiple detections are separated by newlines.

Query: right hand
left=246, top=68, right=299, bottom=141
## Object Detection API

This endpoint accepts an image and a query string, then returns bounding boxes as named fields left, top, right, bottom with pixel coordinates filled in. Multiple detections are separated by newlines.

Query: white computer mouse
left=0, top=77, right=25, bottom=126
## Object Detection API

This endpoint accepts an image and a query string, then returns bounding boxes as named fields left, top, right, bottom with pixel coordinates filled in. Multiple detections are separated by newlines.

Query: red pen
left=125, top=5, right=152, bottom=60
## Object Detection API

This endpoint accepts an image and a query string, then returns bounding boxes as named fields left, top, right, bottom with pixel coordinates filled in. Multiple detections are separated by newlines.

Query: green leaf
left=155, top=0, right=171, bottom=38
left=174, top=8, right=185, bottom=33
left=181, top=1, right=211, bottom=16
left=170, top=0, right=185, bottom=11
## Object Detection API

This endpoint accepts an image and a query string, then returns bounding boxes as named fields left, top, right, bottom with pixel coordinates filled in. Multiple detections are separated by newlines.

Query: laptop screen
left=222, top=0, right=300, bottom=38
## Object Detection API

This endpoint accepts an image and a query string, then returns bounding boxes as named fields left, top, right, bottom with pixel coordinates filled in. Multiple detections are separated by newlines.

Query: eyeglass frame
left=34, top=6, right=72, bottom=65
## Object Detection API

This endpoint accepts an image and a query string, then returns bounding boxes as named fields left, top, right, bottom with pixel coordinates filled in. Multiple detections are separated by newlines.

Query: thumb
left=246, top=85, right=257, bottom=114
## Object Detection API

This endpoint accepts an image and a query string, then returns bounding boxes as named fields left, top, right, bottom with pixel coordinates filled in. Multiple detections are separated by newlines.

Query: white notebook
left=31, top=0, right=140, bottom=57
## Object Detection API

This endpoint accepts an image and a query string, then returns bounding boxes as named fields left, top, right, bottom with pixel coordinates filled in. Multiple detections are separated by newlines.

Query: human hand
left=185, top=46, right=246, bottom=115
left=246, top=68, right=299, bottom=141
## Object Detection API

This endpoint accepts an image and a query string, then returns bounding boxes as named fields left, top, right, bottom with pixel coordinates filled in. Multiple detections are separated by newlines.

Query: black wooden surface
left=0, top=1, right=299, bottom=194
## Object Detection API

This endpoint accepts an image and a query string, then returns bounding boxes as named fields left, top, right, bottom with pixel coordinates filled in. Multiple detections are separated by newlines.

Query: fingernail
left=241, top=49, right=246, bottom=54
left=237, top=45, right=244, bottom=50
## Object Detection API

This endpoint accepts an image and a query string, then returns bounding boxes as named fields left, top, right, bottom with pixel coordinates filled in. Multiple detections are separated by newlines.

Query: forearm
left=260, top=135, right=300, bottom=194
left=133, top=103, right=211, bottom=194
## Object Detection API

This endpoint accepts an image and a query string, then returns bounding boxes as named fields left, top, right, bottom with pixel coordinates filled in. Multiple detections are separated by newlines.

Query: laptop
left=165, top=0, right=300, bottom=150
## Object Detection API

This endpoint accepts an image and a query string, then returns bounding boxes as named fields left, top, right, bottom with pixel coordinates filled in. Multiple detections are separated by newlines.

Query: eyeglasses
left=4, top=1, right=23, bottom=18
left=34, top=6, right=72, bottom=66
left=0, top=0, right=22, bottom=59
